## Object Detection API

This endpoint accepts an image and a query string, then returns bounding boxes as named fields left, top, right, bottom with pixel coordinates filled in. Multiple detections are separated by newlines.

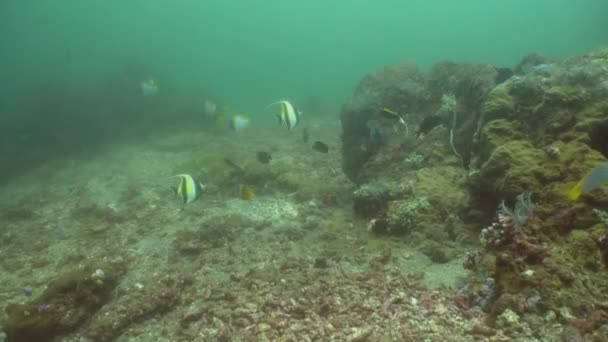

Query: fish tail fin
left=567, top=178, right=585, bottom=200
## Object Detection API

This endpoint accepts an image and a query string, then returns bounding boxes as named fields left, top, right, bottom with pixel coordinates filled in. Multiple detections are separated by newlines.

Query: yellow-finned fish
left=170, top=174, right=206, bottom=204
left=380, top=107, right=406, bottom=126
left=266, top=100, right=301, bottom=130
left=382, top=107, right=399, bottom=116
left=239, top=185, right=256, bottom=200
left=568, top=164, right=608, bottom=200
left=229, top=114, right=251, bottom=132
left=214, top=104, right=232, bottom=126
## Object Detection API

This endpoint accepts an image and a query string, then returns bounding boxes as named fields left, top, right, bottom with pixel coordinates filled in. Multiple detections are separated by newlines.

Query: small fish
left=23, top=289, right=32, bottom=297
left=312, top=141, right=329, bottom=153
left=141, top=78, right=159, bottom=96
left=240, top=185, right=256, bottom=200
left=224, top=158, right=242, bottom=171
left=416, top=114, right=443, bottom=137
left=568, top=164, right=608, bottom=200
left=169, top=174, right=206, bottom=204
left=204, top=100, right=217, bottom=114
left=302, top=127, right=310, bottom=143
left=224, top=158, right=246, bottom=178
left=380, top=108, right=406, bottom=126
left=229, top=114, right=251, bottom=132
left=266, top=100, right=301, bottom=130
left=256, top=151, right=272, bottom=164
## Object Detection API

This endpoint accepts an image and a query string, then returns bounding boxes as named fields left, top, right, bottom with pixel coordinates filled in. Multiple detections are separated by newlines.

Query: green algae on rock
left=340, top=48, right=608, bottom=339
left=2, top=260, right=127, bottom=342
left=477, top=140, right=545, bottom=199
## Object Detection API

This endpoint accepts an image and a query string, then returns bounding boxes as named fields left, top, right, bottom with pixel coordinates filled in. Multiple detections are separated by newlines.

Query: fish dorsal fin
left=168, top=174, right=188, bottom=180
left=267, top=100, right=296, bottom=112
left=265, top=101, right=286, bottom=110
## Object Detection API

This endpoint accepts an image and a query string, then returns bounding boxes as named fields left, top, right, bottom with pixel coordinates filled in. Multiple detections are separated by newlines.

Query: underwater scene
left=1, top=1, right=608, bottom=341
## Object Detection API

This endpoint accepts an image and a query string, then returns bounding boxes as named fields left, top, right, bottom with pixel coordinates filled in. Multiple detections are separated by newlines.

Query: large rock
left=341, top=60, right=502, bottom=184
left=340, top=49, right=608, bottom=334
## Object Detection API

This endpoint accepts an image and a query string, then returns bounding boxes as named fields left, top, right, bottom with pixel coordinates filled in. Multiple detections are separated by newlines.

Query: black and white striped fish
left=169, top=174, right=206, bottom=204
left=266, top=100, right=302, bottom=130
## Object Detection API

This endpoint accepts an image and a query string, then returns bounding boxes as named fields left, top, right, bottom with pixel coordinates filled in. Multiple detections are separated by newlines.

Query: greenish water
left=2, top=2, right=608, bottom=340
left=1, top=0, right=606, bottom=113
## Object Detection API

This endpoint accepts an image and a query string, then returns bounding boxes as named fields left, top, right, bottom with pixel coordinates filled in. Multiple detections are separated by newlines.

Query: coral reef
left=340, top=48, right=608, bottom=338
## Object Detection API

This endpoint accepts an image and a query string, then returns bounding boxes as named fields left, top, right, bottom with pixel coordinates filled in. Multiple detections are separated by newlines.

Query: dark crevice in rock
left=589, top=119, right=608, bottom=158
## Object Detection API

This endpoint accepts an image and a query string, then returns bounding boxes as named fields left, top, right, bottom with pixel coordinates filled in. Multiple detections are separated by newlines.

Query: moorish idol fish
left=266, top=100, right=301, bottom=130
left=169, top=174, right=206, bottom=204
